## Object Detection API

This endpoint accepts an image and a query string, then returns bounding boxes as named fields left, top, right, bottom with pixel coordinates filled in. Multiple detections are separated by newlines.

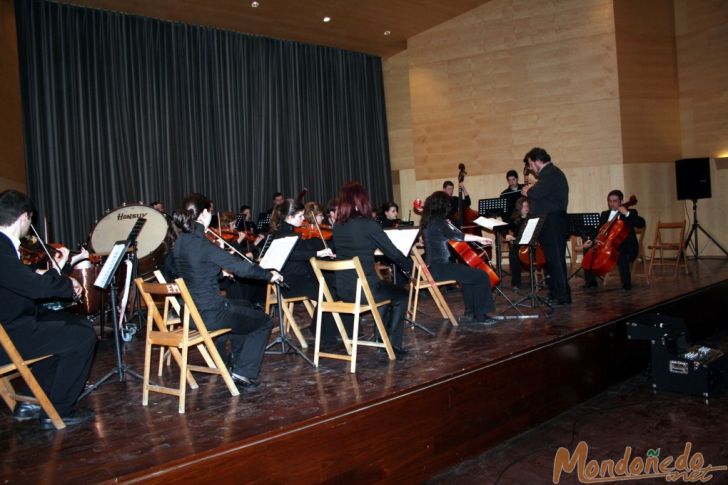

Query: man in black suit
left=522, top=147, right=572, bottom=306
left=0, top=190, right=97, bottom=428
left=500, top=169, right=525, bottom=216
left=443, top=180, right=471, bottom=227
left=583, top=190, right=646, bottom=290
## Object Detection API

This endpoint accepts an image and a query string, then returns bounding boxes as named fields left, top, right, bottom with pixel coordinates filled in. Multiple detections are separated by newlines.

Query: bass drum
left=89, top=203, right=172, bottom=276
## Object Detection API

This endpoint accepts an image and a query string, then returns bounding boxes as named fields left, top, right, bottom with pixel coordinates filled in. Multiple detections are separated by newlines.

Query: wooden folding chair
left=309, top=257, right=395, bottom=373
left=135, top=278, right=239, bottom=413
left=408, top=247, right=457, bottom=326
left=0, top=323, right=65, bottom=429
left=264, top=283, right=315, bottom=349
left=648, top=221, right=689, bottom=276
left=152, top=271, right=217, bottom=384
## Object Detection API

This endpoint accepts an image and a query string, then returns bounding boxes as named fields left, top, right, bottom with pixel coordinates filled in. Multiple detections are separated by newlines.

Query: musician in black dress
left=333, top=182, right=413, bottom=356
left=170, top=193, right=283, bottom=388
left=522, top=147, right=571, bottom=306
left=421, top=191, right=496, bottom=325
left=583, top=190, right=646, bottom=291
left=379, top=202, right=400, bottom=229
left=0, top=190, right=97, bottom=428
left=504, top=197, right=531, bottom=290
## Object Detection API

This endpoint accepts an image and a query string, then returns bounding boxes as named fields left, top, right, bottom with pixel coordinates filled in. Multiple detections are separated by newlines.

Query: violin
left=581, top=195, right=638, bottom=277
left=448, top=241, right=500, bottom=288
left=294, top=222, right=333, bottom=240
left=206, top=227, right=239, bottom=243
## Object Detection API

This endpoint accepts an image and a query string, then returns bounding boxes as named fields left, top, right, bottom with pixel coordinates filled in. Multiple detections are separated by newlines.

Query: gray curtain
left=15, top=0, right=393, bottom=246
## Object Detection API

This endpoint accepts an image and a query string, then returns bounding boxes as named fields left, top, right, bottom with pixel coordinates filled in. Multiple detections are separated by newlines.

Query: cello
left=449, top=240, right=500, bottom=288
left=581, top=195, right=637, bottom=277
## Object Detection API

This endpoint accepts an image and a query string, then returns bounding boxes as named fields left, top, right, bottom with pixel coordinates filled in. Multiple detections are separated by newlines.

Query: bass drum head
left=90, top=204, right=170, bottom=273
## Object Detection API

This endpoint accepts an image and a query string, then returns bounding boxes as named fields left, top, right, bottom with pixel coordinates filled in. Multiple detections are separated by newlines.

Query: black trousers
left=338, top=280, right=409, bottom=348
left=584, top=243, right=637, bottom=288
left=282, top=273, right=349, bottom=344
left=205, top=300, right=272, bottom=379
left=0, top=311, right=97, bottom=417
left=430, top=262, right=495, bottom=319
left=508, top=245, right=523, bottom=288
left=538, top=212, right=571, bottom=302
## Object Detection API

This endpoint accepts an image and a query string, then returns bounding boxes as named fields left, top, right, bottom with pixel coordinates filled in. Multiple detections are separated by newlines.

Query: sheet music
left=374, top=228, right=419, bottom=257
left=258, top=236, right=298, bottom=271
left=518, top=218, right=540, bottom=245
left=94, top=241, right=128, bottom=289
left=473, top=216, right=508, bottom=230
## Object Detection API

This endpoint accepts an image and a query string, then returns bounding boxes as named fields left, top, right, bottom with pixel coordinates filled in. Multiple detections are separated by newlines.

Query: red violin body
left=448, top=241, right=500, bottom=288
left=581, top=195, right=637, bottom=277
left=518, top=242, right=546, bottom=270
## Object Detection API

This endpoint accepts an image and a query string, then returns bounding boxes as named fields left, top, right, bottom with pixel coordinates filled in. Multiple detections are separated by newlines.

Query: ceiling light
left=384, top=30, right=391, bottom=36
left=251, top=1, right=259, bottom=7
left=322, top=16, right=331, bottom=23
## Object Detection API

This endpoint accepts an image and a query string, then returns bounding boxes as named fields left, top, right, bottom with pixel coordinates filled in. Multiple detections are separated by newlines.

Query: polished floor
left=1, top=258, right=727, bottom=483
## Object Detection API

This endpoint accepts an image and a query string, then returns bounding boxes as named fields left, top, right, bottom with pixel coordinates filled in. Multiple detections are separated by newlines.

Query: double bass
left=581, top=195, right=638, bottom=277
left=452, top=163, right=482, bottom=236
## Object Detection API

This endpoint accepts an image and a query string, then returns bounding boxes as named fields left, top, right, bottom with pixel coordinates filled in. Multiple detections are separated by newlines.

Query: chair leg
left=0, top=376, right=17, bottom=411
left=350, top=310, right=360, bottom=374
left=178, top=344, right=189, bottom=414
left=14, top=363, right=65, bottom=429
left=314, top=288, right=324, bottom=367
left=142, top=339, right=153, bottom=407
left=283, top=302, right=308, bottom=349
left=202, top=334, right=239, bottom=397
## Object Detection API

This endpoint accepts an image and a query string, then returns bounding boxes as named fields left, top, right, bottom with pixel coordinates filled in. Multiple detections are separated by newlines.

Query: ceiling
left=56, top=0, right=490, bottom=58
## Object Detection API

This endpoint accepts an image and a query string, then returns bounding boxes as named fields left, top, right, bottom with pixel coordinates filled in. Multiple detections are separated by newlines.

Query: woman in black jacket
left=333, top=182, right=413, bottom=356
left=170, top=193, right=283, bottom=388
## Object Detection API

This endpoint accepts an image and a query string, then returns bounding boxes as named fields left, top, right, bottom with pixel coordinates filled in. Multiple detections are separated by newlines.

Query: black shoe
left=458, top=314, right=475, bottom=324
left=583, top=280, right=598, bottom=289
left=392, top=345, right=409, bottom=357
left=475, top=316, right=498, bottom=325
left=231, top=373, right=260, bottom=388
left=39, top=407, right=95, bottom=429
left=623, top=284, right=632, bottom=291
left=13, top=402, right=41, bottom=421
left=549, top=299, right=571, bottom=308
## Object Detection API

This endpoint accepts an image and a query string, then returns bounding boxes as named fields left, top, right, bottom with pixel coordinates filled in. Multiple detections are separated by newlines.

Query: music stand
left=512, top=216, right=551, bottom=316
left=79, top=219, right=146, bottom=400
left=478, top=199, right=509, bottom=282
left=256, top=212, right=272, bottom=233
left=567, top=213, right=600, bottom=280
left=261, top=236, right=315, bottom=366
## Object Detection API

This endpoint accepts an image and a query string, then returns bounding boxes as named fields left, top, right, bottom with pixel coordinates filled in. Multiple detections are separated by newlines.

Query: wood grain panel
left=0, top=0, right=25, bottom=190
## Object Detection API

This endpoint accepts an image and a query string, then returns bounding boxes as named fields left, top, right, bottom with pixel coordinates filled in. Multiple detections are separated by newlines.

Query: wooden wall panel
left=0, top=0, right=26, bottom=192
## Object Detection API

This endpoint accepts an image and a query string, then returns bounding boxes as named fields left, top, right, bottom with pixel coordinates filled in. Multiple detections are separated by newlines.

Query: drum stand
left=78, top=270, right=143, bottom=401
left=265, top=282, right=315, bottom=367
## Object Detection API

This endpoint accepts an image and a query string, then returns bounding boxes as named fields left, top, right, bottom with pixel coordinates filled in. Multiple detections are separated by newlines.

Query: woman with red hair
left=332, top=182, right=413, bottom=356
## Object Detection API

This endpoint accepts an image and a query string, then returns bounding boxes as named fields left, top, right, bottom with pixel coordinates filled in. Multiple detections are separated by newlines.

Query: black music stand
left=261, top=236, right=315, bottom=367
left=79, top=220, right=146, bottom=400
left=478, top=198, right=509, bottom=282
left=567, top=213, right=600, bottom=280
left=512, top=216, right=551, bottom=316
left=256, top=212, right=272, bottom=233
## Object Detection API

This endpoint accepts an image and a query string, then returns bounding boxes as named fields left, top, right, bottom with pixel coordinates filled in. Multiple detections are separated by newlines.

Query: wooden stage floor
left=2, top=259, right=728, bottom=483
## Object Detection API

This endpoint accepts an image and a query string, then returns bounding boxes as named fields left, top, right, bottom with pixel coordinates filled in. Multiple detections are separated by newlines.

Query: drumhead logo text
left=553, top=441, right=727, bottom=483
left=117, top=212, right=147, bottom=221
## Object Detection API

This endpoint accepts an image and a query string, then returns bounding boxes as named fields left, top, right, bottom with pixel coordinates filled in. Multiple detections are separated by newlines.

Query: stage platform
left=2, top=259, right=728, bottom=483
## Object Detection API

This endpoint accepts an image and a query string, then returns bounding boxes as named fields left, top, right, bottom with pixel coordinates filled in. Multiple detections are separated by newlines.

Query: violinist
left=333, top=182, right=413, bottom=356
left=522, top=147, right=571, bottom=306
left=268, top=192, right=285, bottom=215
left=583, top=190, right=645, bottom=291
left=379, top=202, right=400, bottom=229
left=443, top=180, right=471, bottom=228
left=271, top=199, right=340, bottom=342
left=504, top=197, right=531, bottom=291
left=324, top=198, right=339, bottom=227
left=169, top=193, right=283, bottom=388
left=421, top=191, right=496, bottom=325
left=500, top=170, right=525, bottom=216
left=0, top=190, right=97, bottom=428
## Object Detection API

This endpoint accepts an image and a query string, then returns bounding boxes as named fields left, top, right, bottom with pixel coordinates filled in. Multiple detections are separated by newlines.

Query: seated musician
left=583, top=190, right=645, bottom=291
left=379, top=202, right=400, bottom=229
left=500, top=169, right=525, bottom=216
left=0, top=190, right=97, bottom=428
left=333, top=182, right=413, bottom=356
left=504, top=197, right=531, bottom=290
left=421, top=191, right=497, bottom=325
left=442, top=180, right=471, bottom=227
left=324, top=198, right=338, bottom=227
left=169, top=193, right=283, bottom=388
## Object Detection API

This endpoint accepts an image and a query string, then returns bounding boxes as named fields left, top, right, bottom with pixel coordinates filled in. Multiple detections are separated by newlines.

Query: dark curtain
left=15, top=0, right=392, bottom=246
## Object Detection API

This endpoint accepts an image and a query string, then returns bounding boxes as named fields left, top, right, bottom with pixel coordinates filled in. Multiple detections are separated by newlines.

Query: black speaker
left=675, top=157, right=711, bottom=200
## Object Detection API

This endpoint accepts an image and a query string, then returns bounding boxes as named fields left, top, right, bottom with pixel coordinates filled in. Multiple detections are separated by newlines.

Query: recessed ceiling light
left=322, top=16, right=331, bottom=23
left=251, top=1, right=259, bottom=7
left=384, top=30, right=391, bottom=36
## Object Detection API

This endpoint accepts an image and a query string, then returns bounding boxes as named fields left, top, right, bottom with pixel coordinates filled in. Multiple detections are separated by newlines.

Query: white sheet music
left=374, top=228, right=420, bottom=257
left=518, top=217, right=541, bottom=245
left=473, top=216, right=509, bottom=230
left=258, top=236, right=298, bottom=271
left=94, top=241, right=128, bottom=289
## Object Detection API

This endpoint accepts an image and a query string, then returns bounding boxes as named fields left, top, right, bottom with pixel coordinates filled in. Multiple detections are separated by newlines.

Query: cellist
left=582, top=190, right=645, bottom=291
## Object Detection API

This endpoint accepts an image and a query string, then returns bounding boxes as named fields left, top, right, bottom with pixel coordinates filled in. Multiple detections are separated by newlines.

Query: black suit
left=0, top=233, right=97, bottom=417
left=333, top=218, right=413, bottom=347
left=584, top=209, right=646, bottom=288
left=526, top=163, right=571, bottom=303
left=170, top=223, right=273, bottom=379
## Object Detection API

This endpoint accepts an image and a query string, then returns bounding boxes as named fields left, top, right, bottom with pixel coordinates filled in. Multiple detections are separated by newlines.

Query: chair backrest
left=653, top=220, right=686, bottom=245
left=309, top=257, right=375, bottom=307
left=411, top=247, right=436, bottom=284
